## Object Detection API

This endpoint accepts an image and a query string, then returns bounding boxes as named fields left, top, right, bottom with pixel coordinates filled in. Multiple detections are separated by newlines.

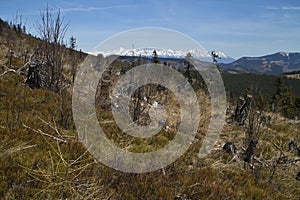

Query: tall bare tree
left=36, top=5, right=69, bottom=92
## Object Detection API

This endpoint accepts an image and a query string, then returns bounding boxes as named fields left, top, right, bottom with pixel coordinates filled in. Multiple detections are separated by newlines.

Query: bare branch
left=0, top=69, right=16, bottom=77
left=37, top=116, right=62, bottom=137
left=268, top=139, right=286, bottom=157
left=23, top=124, right=67, bottom=143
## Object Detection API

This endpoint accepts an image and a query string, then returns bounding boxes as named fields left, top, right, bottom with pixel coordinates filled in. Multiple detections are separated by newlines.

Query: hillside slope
left=221, top=52, right=300, bottom=75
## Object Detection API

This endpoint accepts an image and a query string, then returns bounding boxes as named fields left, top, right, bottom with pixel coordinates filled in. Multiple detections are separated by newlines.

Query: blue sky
left=0, top=0, right=300, bottom=58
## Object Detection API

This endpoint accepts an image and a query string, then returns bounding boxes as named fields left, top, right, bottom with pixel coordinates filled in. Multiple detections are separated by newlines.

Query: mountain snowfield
left=90, top=47, right=235, bottom=63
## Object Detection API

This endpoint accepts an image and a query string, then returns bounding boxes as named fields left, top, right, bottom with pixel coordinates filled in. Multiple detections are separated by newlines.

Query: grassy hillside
left=1, top=67, right=300, bottom=199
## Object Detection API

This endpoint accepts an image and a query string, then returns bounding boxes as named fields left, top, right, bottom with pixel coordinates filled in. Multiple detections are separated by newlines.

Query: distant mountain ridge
left=221, top=52, right=300, bottom=75
left=92, top=47, right=235, bottom=63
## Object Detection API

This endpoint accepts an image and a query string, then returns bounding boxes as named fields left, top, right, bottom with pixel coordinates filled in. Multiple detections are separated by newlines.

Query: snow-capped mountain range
left=91, top=48, right=235, bottom=63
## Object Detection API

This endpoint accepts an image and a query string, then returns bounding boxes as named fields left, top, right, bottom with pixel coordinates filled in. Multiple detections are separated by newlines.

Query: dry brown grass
left=0, top=54, right=300, bottom=199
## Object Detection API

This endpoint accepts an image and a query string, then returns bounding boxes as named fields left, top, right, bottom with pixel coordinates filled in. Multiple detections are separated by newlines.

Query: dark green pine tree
left=69, top=36, right=77, bottom=83
left=278, top=87, right=296, bottom=118
left=184, top=52, right=192, bottom=83
left=272, top=77, right=284, bottom=112
left=152, top=50, right=160, bottom=63
left=69, top=36, right=77, bottom=50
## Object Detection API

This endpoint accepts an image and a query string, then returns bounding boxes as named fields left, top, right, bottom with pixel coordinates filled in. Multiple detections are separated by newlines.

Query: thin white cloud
left=60, top=5, right=135, bottom=13
left=10, top=4, right=136, bottom=17
left=267, top=6, right=300, bottom=11
left=281, top=6, right=300, bottom=10
left=60, top=7, right=102, bottom=12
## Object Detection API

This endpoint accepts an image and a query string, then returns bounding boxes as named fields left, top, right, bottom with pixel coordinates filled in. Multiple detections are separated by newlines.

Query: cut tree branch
left=23, top=124, right=67, bottom=143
